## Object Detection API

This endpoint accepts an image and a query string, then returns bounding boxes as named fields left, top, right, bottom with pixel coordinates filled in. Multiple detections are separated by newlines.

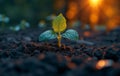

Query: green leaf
left=62, top=29, right=79, bottom=41
left=52, top=13, right=66, bottom=33
left=39, top=30, right=57, bottom=41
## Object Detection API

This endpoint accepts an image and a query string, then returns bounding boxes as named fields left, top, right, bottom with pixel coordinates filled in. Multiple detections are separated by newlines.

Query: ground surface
left=0, top=27, right=120, bottom=76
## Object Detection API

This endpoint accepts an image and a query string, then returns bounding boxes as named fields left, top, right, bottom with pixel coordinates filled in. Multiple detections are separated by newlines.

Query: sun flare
left=89, top=0, right=102, bottom=7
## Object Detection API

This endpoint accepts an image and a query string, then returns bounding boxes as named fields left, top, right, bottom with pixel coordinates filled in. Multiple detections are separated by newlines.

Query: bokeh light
left=89, top=0, right=102, bottom=8
left=96, top=60, right=113, bottom=70
left=66, top=1, right=78, bottom=21
left=65, top=0, right=120, bottom=30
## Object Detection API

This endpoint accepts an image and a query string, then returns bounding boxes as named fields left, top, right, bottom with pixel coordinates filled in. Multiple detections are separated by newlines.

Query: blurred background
left=0, top=0, right=119, bottom=30
left=0, top=0, right=55, bottom=26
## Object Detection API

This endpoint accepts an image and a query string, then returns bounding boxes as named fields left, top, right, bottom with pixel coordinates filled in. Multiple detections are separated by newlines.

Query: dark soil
left=0, top=27, right=120, bottom=76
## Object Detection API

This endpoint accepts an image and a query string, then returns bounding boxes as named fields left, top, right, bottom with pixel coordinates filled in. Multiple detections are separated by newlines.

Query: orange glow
left=65, top=0, right=119, bottom=30
left=66, top=11, right=76, bottom=20
left=66, top=2, right=78, bottom=20
left=105, top=8, right=114, bottom=17
left=67, top=62, right=76, bottom=69
left=89, top=0, right=102, bottom=7
left=96, top=60, right=113, bottom=70
left=84, top=31, right=91, bottom=37
left=107, top=19, right=118, bottom=31
left=90, top=14, right=98, bottom=24
left=96, top=60, right=106, bottom=69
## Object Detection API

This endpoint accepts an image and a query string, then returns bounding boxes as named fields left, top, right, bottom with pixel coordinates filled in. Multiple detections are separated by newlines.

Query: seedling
left=10, top=25, right=20, bottom=31
left=39, top=13, right=79, bottom=47
left=20, top=20, right=30, bottom=30
left=38, top=20, right=46, bottom=28
left=0, top=14, right=9, bottom=28
left=10, top=20, right=30, bottom=31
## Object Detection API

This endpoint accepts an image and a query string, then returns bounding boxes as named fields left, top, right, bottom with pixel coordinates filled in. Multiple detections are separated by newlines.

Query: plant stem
left=57, top=32, right=61, bottom=47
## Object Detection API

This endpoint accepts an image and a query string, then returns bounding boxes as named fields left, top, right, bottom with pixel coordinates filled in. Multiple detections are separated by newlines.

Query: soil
left=0, top=27, right=120, bottom=76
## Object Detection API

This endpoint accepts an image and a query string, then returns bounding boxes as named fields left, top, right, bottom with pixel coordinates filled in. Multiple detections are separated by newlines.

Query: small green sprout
left=10, top=25, right=20, bottom=31
left=20, top=20, right=30, bottom=30
left=10, top=20, right=30, bottom=31
left=39, top=13, right=79, bottom=47
left=38, top=20, right=46, bottom=28
left=0, top=14, right=10, bottom=28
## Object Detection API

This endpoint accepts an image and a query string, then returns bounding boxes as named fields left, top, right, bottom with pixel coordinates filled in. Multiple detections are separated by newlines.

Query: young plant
left=0, top=14, right=10, bottom=28
left=39, top=13, right=79, bottom=47
left=20, top=20, right=30, bottom=30
left=38, top=20, right=46, bottom=28
left=10, top=25, right=20, bottom=31
left=10, top=20, right=30, bottom=31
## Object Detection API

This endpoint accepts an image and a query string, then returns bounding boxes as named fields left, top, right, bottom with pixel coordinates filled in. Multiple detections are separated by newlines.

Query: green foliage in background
left=0, top=0, right=54, bottom=26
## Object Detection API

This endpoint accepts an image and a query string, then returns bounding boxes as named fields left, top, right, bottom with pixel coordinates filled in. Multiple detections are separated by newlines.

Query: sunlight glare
left=89, top=0, right=102, bottom=7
